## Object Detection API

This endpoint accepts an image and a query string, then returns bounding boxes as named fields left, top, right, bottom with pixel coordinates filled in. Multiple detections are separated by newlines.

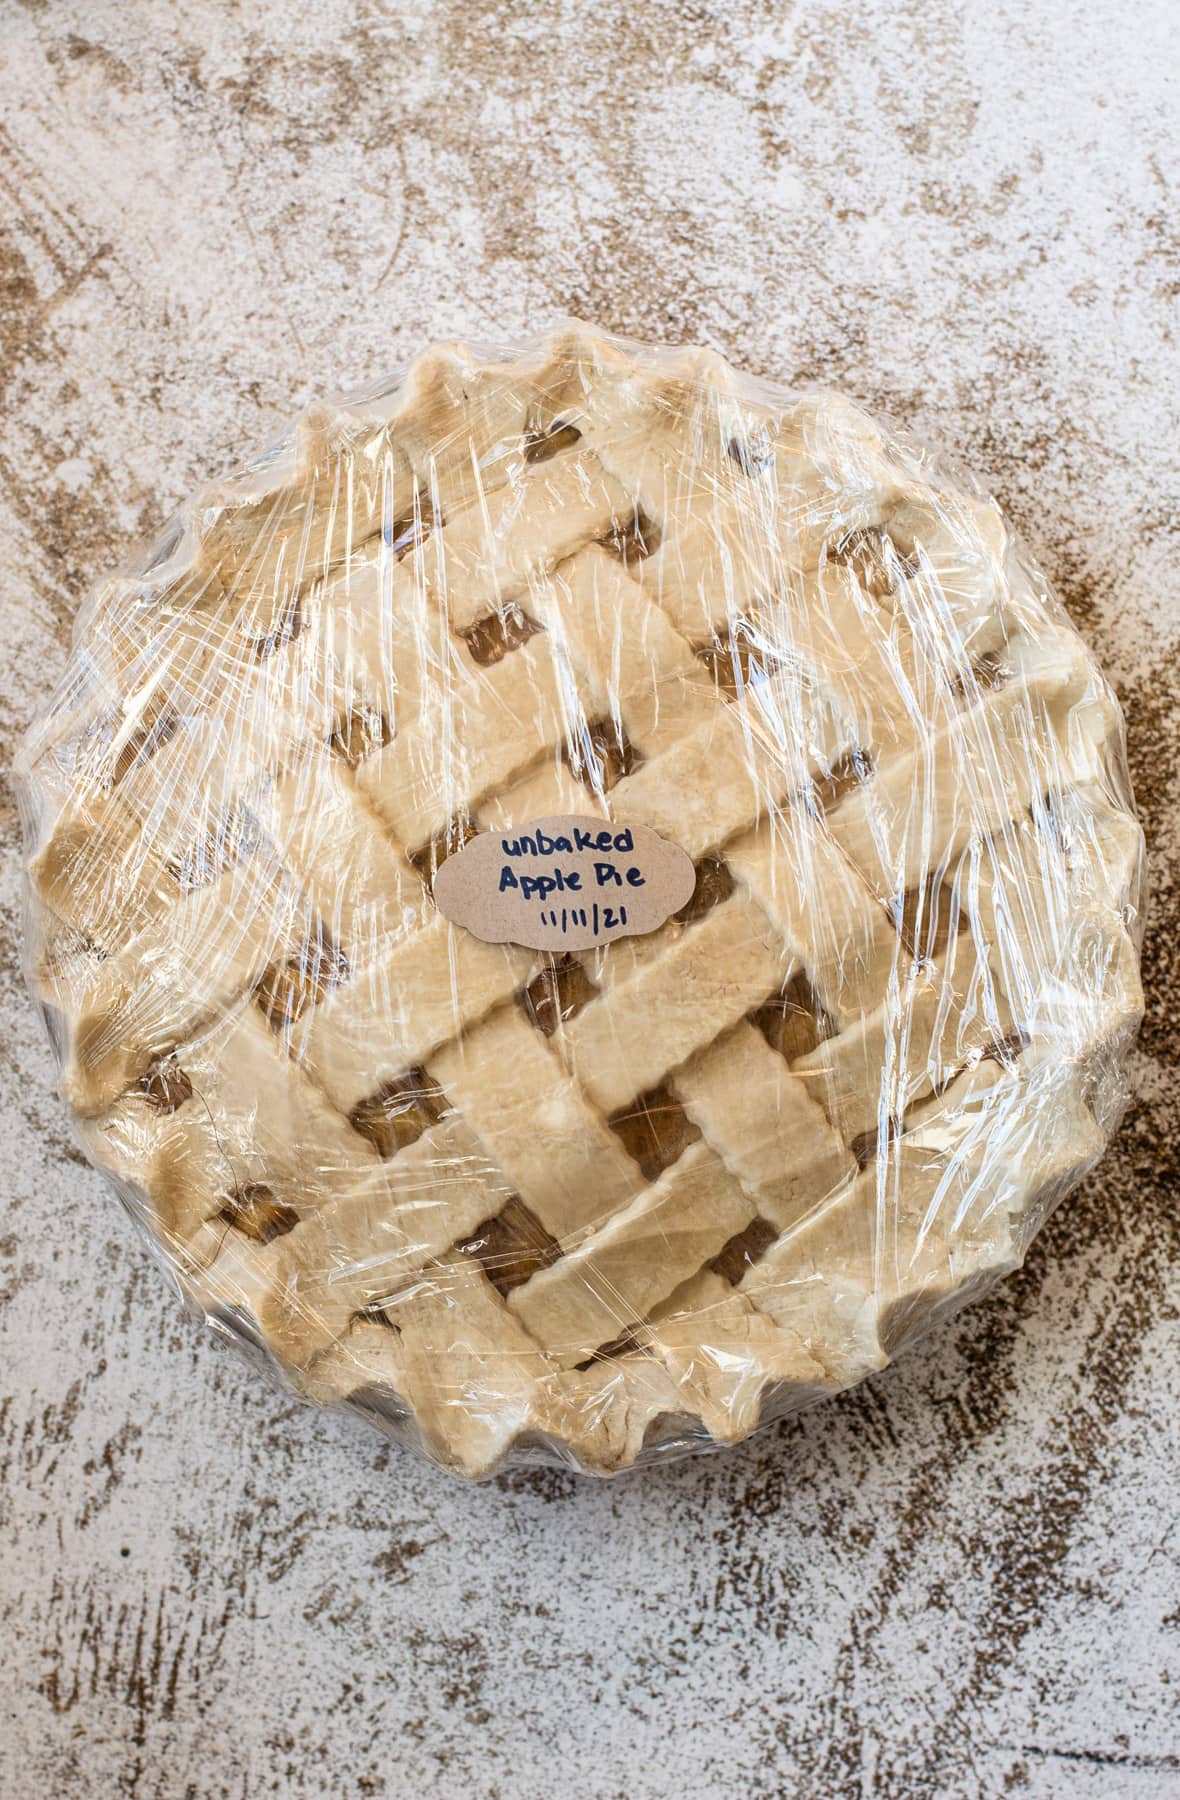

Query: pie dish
left=17, top=324, right=1145, bottom=1477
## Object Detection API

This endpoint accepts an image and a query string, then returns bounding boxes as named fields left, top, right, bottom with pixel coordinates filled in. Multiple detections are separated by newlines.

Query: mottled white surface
left=1, top=2, right=1178, bottom=1795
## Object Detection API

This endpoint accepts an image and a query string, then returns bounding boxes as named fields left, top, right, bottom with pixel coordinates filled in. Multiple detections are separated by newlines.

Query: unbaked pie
left=18, top=324, right=1145, bottom=1476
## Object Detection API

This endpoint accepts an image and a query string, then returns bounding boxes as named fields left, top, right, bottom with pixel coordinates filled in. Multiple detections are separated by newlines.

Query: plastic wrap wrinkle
left=16, top=322, right=1145, bottom=1479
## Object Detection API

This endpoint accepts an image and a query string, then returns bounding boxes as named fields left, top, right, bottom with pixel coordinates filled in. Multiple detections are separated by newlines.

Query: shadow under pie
left=341, top=1385, right=415, bottom=1438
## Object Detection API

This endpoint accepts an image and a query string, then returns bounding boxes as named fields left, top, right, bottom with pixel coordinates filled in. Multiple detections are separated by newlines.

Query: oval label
left=433, top=815, right=697, bottom=952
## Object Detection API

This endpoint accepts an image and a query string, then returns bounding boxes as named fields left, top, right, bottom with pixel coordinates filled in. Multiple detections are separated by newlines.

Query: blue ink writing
left=498, top=830, right=646, bottom=907
left=593, top=862, right=646, bottom=889
left=540, top=904, right=629, bottom=935
left=498, top=864, right=582, bottom=902
left=501, top=826, right=634, bottom=857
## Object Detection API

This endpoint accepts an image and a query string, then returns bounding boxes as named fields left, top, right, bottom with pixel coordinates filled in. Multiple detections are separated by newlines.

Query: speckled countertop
left=1, top=4, right=1177, bottom=1796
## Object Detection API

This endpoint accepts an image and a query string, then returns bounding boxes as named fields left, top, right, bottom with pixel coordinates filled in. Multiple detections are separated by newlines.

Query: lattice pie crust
left=19, top=325, right=1144, bottom=1476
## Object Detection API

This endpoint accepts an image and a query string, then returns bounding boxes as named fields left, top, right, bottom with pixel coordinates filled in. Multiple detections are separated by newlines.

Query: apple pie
left=18, top=324, right=1145, bottom=1477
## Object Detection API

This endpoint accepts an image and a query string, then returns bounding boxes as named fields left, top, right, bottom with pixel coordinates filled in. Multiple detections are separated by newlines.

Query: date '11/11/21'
left=539, top=901, right=629, bottom=938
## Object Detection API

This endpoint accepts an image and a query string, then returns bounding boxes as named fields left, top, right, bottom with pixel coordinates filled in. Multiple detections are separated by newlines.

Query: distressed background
left=1, top=1, right=1178, bottom=1795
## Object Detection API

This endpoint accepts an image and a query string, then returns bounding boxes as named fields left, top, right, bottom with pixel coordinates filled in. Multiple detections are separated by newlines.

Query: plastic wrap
left=16, top=323, right=1146, bottom=1480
